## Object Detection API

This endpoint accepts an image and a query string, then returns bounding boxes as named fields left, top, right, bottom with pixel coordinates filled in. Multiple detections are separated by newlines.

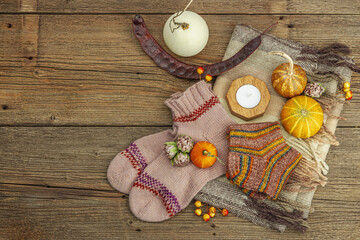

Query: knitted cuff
left=164, top=81, right=220, bottom=122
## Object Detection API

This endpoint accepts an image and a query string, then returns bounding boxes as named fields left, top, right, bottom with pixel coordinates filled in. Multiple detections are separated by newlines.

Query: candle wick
left=247, top=93, right=252, bottom=97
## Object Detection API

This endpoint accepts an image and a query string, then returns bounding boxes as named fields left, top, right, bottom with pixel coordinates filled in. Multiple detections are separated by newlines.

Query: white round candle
left=236, top=84, right=261, bottom=109
left=163, top=11, right=209, bottom=57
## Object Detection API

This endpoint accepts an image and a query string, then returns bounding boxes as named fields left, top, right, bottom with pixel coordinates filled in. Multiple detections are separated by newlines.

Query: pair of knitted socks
left=107, top=81, right=235, bottom=222
left=108, top=81, right=302, bottom=222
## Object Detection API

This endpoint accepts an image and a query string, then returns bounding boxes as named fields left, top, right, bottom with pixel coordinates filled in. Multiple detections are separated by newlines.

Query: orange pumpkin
left=270, top=51, right=307, bottom=98
left=281, top=95, right=323, bottom=138
left=190, top=141, right=218, bottom=168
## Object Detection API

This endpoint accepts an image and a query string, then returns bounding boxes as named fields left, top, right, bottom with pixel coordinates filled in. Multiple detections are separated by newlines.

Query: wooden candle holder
left=226, top=76, right=270, bottom=121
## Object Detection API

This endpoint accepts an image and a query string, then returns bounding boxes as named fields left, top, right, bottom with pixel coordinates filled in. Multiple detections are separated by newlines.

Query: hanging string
left=169, top=0, right=194, bottom=33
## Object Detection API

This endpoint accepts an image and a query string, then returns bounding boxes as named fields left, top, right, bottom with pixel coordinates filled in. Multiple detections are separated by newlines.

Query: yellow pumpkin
left=270, top=51, right=307, bottom=98
left=190, top=141, right=218, bottom=168
left=281, top=95, right=323, bottom=138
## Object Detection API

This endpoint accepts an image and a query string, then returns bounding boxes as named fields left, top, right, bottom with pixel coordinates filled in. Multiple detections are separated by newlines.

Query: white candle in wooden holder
left=226, top=76, right=270, bottom=121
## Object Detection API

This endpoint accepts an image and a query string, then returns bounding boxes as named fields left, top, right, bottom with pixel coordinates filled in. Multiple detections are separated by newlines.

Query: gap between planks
left=0, top=124, right=173, bottom=128
left=1, top=182, right=119, bottom=195
left=0, top=125, right=357, bottom=128
left=1, top=12, right=360, bottom=16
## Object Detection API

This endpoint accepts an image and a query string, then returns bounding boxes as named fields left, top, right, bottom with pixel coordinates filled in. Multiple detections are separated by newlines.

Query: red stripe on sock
left=121, top=150, right=142, bottom=176
left=173, top=96, right=220, bottom=122
left=133, top=181, right=178, bottom=217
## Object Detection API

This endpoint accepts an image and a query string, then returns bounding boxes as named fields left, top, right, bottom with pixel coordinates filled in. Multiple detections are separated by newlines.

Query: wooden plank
left=0, top=126, right=359, bottom=239
left=20, top=0, right=40, bottom=67
left=20, top=0, right=38, bottom=13
left=1, top=0, right=360, bottom=15
left=0, top=126, right=358, bottom=195
left=0, top=183, right=359, bottom=239
left=0, top=14, right=359, bottom=126
left=0, top=127, right=167, bottom=190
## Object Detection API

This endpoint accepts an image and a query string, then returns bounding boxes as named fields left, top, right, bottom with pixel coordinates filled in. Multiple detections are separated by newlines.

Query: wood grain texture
left=0, top=184, right=359, bottom=240
left=0, top=14, right=359, bottom=126
left=0, top=127, right=359, bottom=239
left=0, top=126, right=358, bottom=196
left=1, top=0, right=360, bottom=238
left=1, top=0, right=360, bottom=14
left=20, top=0, right=38, bottom=12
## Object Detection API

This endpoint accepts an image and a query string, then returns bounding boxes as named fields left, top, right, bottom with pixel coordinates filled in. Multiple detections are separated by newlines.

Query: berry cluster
left=197, top=67, right=212, bottom=82
left=343, top=82, right=353, bottom=100
left=194, top=200, right=228, bottom=222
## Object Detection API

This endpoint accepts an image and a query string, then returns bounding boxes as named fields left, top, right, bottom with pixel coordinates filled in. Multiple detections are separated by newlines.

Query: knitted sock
left=226, top=122, right=302, bottom=200
left=128, top=81, right=235, bottom=222
left=107, top=129, right=176, bottom=194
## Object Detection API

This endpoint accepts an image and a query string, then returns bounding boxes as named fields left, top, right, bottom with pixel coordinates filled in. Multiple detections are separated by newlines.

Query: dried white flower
left=164, top=142, right=178, bottom=159
left=176, top=135, right=194, bottom=153
left=304, top=82, right=325, bottom=98
left=173, top=152, right=191, bottom=167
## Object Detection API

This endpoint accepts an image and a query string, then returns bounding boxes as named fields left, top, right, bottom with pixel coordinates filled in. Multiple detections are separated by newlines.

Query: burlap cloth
left=195, top=24, right=353, bottom=232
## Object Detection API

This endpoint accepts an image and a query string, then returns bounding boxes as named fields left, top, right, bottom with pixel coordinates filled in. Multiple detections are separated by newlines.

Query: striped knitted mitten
left=128, top=81, right=235, bottom=222
left=226, top=122, right=302, bottom=200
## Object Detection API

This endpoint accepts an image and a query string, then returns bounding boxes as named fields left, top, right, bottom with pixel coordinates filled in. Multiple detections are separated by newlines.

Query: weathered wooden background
left=0, top=0, right=359, bottom=239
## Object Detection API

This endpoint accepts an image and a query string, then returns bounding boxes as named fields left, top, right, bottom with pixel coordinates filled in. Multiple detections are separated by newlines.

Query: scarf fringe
left=244, top=198, right=308, bottom=232
left=326, top=114, right=346, bottom=120
left=316, top=94, right=346, bottom=121
left=284, top=156, right=327, bottom=190
left=311, top=125, right=339, bottom=146
left=297, top=57, right=360, bottom=74
left=304, top=139, right=329, bottom=175
left=276, top=195, right=314, bottom=213
left=300, top=43, right=352, bottom=55
left=307, top=71, right=345, bottom=91
left=297, top=42, right=360, bottom=72
left=317, top=94, right=345, bottom=107
left=282, top=185, right=316, bottom=192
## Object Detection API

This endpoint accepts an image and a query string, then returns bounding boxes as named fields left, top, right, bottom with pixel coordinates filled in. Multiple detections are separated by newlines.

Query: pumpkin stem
left=202, top=150, right=225, bottom=165
left=269, top=51, right=294, bottom=76
left=301, top=109, right=308, bottom=116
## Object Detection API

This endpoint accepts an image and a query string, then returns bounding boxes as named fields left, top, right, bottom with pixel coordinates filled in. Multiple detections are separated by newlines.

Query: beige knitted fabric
left=107, top=129, right=176, bottom=194
left=127, top=81, right=235, bottom=222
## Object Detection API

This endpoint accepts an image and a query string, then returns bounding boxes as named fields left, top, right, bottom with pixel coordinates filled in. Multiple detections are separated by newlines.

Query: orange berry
left=346, top=90, right=353, bottom=100
left=209, top=207, right=216, bottom=214
left=209, top=212, right=215, bottom=218
left=194, top=200, right=202, bottom=208
left=195, top=208, right=202, bottom=216
left=205, top=74, right=212, bottom=82
left=343, top=87, right=350, bottom=93
left=197, top=67, right=204, bottom=75
left=344, top=82, right=350, bottom=89
left=203, top=213, right=210, bottom=222
left=221, top=209, right=229, bottom=216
